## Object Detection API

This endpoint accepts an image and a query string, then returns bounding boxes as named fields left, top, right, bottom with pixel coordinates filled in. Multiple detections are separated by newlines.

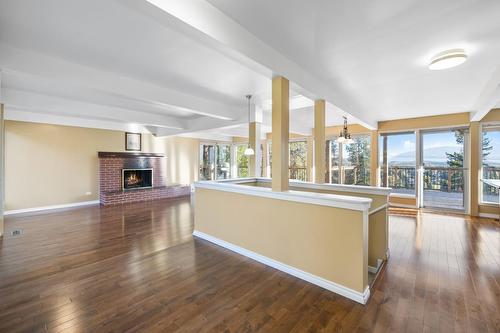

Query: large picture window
left=327, top=135, right=370, bottom=185
left=379, top=132, right=416, bottom=195
left=266, top=140, right=308, bottom=181
left=481, top=125, right=500, bottom=204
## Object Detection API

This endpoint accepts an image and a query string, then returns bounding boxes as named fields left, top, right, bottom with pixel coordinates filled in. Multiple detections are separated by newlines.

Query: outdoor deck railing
left=382, top=166, right=500, bottom=194
left=483, top=166, right=500, bottom=195
left=422, top=167, right=465, bottom=192
left=385, top=166, right=416, bottom=190
left=384, top=166, right=464, bottom=192
left=289, top=167, right=308, bottom=182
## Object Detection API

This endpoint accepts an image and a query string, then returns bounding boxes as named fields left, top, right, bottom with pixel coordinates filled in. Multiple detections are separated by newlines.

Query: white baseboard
left=193, top=230, right=370, bottom=304
left=4, top=200, right=100, bottom=216
left=368, top=259, right=384, bottom=274
left=479, top=213, right=500, bottom=219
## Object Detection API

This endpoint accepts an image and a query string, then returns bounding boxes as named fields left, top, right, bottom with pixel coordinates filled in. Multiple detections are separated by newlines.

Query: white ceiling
left=1, top=0, right=500, bottom=139
left=207, top=0, right=500, bottom=121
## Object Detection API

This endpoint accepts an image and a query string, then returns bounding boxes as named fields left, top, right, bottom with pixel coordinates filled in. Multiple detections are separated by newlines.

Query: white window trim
left=479, top=122, right=500, bottom=205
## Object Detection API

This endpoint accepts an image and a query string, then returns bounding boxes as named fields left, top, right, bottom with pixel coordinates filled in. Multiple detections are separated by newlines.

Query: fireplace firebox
left=122, top=168, right=153, bottom=190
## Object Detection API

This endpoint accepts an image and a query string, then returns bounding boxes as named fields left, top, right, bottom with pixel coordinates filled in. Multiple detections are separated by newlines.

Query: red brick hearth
left=98, top=152, right=190, bottom=205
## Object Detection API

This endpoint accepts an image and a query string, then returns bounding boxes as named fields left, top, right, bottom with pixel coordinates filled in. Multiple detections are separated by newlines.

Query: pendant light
left=244, top=94, right=255, bottom=156
left=337, top=116, right=354, bottom=144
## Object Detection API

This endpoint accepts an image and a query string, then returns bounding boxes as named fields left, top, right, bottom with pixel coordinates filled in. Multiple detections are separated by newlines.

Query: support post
left=470, top=121, right=480, bottom=216
left=314, top=100, right=326, bottom=183
left=382, top=135, right=388, bottom=187
left=272, top=76, right=289, bottom=192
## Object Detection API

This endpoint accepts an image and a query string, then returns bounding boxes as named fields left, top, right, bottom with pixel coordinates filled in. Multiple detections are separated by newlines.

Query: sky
left=379, top=130, right=500, bottom=166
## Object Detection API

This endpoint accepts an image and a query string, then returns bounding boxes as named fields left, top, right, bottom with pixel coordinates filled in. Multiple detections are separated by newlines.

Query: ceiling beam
left=129, top=0, right=377, bottom=129
left=153, top=114, right=247, bottom=137
left=6, top=106, right=151, bottom=133
left=0, top=43, right=244, bottom=122
left=3, top=88, right=185, bottom=130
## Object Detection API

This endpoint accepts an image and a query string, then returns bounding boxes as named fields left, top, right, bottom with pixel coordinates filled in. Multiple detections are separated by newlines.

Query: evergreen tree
left=345, top=137, right=370, bottom=185
left=446, top=130, right=493, bottom=167
left=289, top=141, right=307, bottom=181
left=445, top=130, right=493, bottom=191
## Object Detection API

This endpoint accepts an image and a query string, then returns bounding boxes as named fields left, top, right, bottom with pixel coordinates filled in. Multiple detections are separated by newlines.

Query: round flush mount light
left=428, top=49, right=467, bottom=70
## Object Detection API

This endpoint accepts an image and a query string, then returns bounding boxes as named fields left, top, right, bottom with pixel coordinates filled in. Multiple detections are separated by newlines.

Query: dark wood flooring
left=0, top=198, right=499, bottom=332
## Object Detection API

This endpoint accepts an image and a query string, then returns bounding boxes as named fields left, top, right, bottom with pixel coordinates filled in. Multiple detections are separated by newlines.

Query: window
left=342, top=135, right=371, bottom=185
left=379, top=132, right=416, bottom=195
left=236, top=144, right=249, bottom=178
left=199, top=143, right=232, bottom=180
left=199, top=144, right=216, bottom=181
left=267, top=141, right=272, bottom=178
left=216, top=144, right=231, bottom=180
left=481, top=125, right=500, bottom=204
left=266, top=140, right=308, bottom=181
left=327, top=134, right=371, bottom=185
left=289, top=140, right=307, bottom=181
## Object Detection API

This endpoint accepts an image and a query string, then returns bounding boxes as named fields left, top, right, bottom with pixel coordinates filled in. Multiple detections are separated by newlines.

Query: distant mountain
left=389, top=146, right=500, bottom=167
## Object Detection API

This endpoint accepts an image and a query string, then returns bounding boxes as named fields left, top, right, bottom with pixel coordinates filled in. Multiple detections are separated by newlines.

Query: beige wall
left=5, top=121, right=199, bottom=210
left=195, top=187, right=368, bottom=293
left=378, top=112, right=470, bottom=132
left=237, top=180, right=389, bottom=267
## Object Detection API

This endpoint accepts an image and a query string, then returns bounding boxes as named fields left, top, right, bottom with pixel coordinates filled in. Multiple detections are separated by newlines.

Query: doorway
left=420, top=129, right=468, bottom=211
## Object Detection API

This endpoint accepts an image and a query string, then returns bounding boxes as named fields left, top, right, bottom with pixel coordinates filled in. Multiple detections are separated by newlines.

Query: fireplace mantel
left=98, top=151, right=165, bottom=158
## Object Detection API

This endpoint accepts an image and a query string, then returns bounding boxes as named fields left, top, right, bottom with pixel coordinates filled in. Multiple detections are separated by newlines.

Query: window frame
left=378, top=131, right=417, bottom=198
left=479, top=123, right=500, bottom=205
left=326, top=133, right=372, bottom=186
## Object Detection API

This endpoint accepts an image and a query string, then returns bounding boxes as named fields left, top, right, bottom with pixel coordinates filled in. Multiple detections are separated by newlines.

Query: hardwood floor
left=0, top=198, right=499, bottom=332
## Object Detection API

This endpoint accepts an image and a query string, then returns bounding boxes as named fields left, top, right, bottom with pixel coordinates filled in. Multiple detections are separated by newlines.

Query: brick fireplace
left=98, top=152, right=190, bottom=205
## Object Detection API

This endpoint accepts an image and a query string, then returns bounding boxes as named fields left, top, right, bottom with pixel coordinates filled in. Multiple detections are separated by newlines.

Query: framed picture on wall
left=125, top=132, right=141, bottom=151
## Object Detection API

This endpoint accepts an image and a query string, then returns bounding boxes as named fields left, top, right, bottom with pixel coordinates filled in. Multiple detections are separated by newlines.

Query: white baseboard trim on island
left=4, top=200, right=100, bottom=216
left=193, top=230, right=371, bottom=305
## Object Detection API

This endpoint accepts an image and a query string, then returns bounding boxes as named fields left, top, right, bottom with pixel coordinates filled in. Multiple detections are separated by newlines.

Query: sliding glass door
left=421, top=129, right=468, bottom=211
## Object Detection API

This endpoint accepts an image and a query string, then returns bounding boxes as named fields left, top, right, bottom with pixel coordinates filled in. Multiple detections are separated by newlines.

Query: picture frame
left=125, top=132, right=141, bottom=151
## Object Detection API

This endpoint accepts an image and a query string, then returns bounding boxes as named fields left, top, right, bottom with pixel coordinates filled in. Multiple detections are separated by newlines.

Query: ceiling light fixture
left=337, top=116, right=354, bottom=144
left=244, top=94, right=255, bottom=156
left=428, top=48, right=467, bottom=70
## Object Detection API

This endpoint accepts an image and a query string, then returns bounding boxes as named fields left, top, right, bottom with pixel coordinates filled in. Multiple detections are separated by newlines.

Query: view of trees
left=481, top=128, right=499, bottom=201
left=327, top=136, right=371, bottom=185
left=343, top=136, right=371, bottom=185
left=236, top=144, right=248, bottom=177
left=289, top=141, right=307, bottom=181
left=216, top=145, right=231, bottom=179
